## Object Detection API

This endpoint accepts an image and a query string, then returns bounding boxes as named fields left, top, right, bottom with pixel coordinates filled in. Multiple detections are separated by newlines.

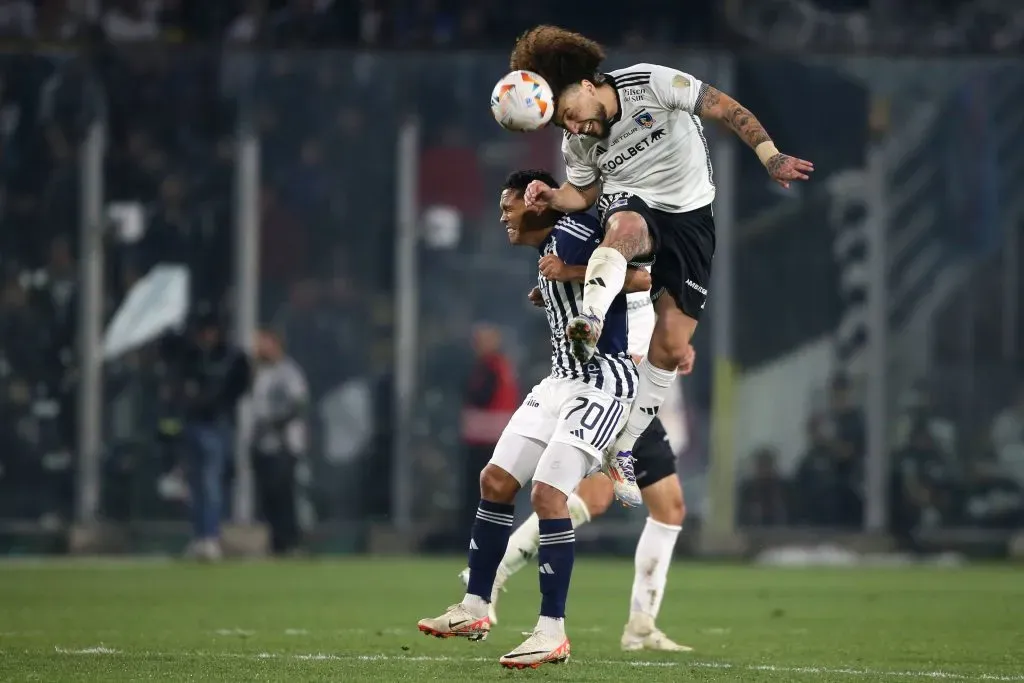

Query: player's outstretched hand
left=765, top=153, right=814, bottom=189
left=528, top=286, right=544, bottom=307
left=539, top=254, right=570, bottom=281
left=524, top=180, right=554, bottom=209
left=678, top=344, right=696, bottom=375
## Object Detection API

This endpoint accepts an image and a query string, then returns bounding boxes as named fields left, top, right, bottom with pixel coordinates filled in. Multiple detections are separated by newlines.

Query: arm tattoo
left=694, top=83, right=714, bottom=115
left=724, top=101, right=772, bottom=149
left=765, top=154, right=787, bottom=176
left=696, top=85, right=772, bottom=149
left=569, top=180, right=597, bottom=192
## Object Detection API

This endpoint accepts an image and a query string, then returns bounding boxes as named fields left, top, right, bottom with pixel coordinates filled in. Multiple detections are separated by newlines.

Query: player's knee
left=604, top=212, right=649, bottom=259
left=578, top=474, right=613, bottom=517
left=530, top=481, right=568, bottom=518
left=649, top=489, right=686, bottom=527
left=648, top=330, right=690, bottom=370
left=479, top=464, right=520, bottom=504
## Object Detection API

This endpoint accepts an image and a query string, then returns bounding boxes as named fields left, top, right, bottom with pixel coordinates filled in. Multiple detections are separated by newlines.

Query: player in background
left=417, top=169, right=650, bottom=668
left=510, top=26, right=814, bottom=506
left=458, top=242, right=696, bottom=652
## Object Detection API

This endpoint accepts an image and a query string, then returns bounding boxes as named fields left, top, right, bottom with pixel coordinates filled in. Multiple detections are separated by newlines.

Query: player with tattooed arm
left=510, top=26, right=813, bottom=505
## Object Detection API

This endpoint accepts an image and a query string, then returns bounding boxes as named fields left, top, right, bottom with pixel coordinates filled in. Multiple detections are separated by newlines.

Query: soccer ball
left=489, top=70, right=555, bottom=132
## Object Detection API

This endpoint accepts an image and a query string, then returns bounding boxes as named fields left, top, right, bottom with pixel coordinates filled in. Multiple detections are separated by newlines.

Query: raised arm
left=552, top=181, right=599, bottom=213
left=694, top=84, right=814, bottom=189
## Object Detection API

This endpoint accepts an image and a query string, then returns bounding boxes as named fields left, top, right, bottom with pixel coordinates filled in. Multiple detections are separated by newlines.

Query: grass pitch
left=0, top=557, right=1022, bottom=681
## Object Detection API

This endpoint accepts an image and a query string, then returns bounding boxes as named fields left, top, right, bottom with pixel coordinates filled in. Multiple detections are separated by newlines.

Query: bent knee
left=650, top=493, right=686, bottom=527
left=648, top=333, right=692, bottom=370
left=604, top=212, right=651, bottom=257
left=530, top=481, right=568, bottom=518
left=479, top=464, right=520, bottom=503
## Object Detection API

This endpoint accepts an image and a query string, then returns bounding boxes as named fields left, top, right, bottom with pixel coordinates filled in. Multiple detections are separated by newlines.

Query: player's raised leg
left=418, top=432, right=544, bottom=640
left=624, top=473, right=692, bottom=652
left=459, top=474, right=612, bottom=624
left=500, top=441, right=596, bottom=669
left=609, top=298, right=696, bottom=479
left=566, top=210, right=654, bottom=362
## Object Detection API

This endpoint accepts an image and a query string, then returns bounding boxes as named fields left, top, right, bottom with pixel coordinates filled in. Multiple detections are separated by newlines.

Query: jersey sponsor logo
left=622, top=86, right=646, bottom=102
left=600, top=128, right=667, bottom=173
left=685, top=279, right=708, bottom=296
left=633, top=110, right=655, bottom=128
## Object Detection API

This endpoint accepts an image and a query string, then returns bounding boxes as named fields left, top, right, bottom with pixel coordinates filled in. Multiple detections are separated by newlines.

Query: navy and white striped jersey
left=538, top=213, right=638, bottom=401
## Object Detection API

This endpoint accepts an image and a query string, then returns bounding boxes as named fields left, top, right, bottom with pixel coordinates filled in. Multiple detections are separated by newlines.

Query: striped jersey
left=538, top=213, right=638, bottom=400
left=562, top=63, right=716, bottom=214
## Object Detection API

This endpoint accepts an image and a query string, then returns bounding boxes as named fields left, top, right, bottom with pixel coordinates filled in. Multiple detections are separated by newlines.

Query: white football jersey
left=562, top=63, right=716, bottom=214
left=626, top=265, right=655, bottom=357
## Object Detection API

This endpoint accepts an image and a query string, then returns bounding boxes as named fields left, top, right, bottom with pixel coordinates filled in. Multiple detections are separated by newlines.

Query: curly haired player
left=510, top=26, right=813, bottom=505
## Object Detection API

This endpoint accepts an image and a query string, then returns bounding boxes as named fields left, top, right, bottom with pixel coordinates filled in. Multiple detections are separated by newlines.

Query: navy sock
left=537, top=518, right=575, bottom=618
left=466, top=499, right=515, bottom=601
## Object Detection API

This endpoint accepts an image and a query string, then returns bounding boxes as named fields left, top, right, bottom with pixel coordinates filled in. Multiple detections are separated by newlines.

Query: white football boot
left=620, top=612, right=693, bottom=652
left=605, top=449, right=643, bottom=507
left=417, top=603, right=491, bottom=641
left=499, top=629, right=571, bottom=669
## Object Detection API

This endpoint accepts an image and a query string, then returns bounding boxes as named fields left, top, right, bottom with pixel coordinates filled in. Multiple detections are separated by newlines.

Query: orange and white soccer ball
left=490, top=70, right=555, bottom=132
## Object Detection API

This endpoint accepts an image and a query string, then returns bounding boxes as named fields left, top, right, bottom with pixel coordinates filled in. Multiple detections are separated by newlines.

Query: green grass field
left=0, top=557, right=1022, bottom=681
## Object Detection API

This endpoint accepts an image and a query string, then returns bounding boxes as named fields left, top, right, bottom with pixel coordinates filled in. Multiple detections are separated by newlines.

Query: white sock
left=462, top=592, right=489, bottom=617
left=582, top=247, right=628, bottom=322
left=536, top=615, right=566, bottom=637
left=614, top=358, right=677, bottom=453
left=629, top=517, right=681, bottom=620
left=497, top=493, right=591, bottom=579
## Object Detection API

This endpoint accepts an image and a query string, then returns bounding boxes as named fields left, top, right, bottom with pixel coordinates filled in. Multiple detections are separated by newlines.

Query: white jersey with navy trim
left=539, top=213, right=638, bottom=401
left=562, top=63, right=716, bottom=214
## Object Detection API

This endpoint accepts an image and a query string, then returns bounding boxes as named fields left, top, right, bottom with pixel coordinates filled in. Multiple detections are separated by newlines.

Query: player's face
left=499, top=188, right=542, bottom=246
left=555, top=81, right=609, bottom=138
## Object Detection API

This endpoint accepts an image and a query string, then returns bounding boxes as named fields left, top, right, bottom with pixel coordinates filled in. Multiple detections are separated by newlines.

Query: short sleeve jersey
left=561, top=63, right=716, bottom=214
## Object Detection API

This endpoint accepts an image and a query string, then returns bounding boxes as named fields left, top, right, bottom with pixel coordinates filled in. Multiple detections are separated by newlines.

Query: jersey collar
left=602, top=72, right=624, bottom=127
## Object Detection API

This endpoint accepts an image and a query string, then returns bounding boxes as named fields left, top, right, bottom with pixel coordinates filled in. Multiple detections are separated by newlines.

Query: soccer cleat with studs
left=605, top=449, right=643, bottom=507
left=499, top=629, right=571, bottom=669
left=565, top=313, right=602, bottom=363
left=417, top=603, right=491, bottom=641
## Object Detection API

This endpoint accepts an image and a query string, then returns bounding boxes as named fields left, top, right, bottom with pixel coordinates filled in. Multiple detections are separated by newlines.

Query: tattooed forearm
left=696, top=85, right=772, bottom=150
left=724, top=101, right=771, bottom=148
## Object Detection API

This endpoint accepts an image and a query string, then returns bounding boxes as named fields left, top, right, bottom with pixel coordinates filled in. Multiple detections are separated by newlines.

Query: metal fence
left=1, top=47, right=1022, bottom=553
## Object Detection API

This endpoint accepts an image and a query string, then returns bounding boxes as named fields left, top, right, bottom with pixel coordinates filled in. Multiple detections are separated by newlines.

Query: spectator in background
left=989, top=383, right=1024, bottom=490
left=251, top=328, right=308, bottom=556
left=793, top=415, right=843, bottom=525
left=889, top=420, right=954, bottom=549
left=822, top=373, right=864, bottom=526
left=894, top=379, right=956, bottom=457
left=738, top=446, right=788, bottom=526
left=165, top=308, right=251, bottom=561
left=459, top=324, right=518, bottom=525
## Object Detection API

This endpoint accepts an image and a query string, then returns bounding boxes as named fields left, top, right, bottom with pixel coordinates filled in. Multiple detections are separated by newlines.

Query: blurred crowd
left=739, top=372, right=1024, bottom=539
left=0, top=0, right=1013, bottom=52
left=0, top=2, right=1021, bottom=548
left=0, top=0, right=718, bottom=47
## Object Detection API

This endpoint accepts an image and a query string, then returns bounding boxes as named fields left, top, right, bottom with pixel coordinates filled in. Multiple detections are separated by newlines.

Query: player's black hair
left=503, top=169, right=558, bottom=195
left=510, top=26, right=606, bottom=96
